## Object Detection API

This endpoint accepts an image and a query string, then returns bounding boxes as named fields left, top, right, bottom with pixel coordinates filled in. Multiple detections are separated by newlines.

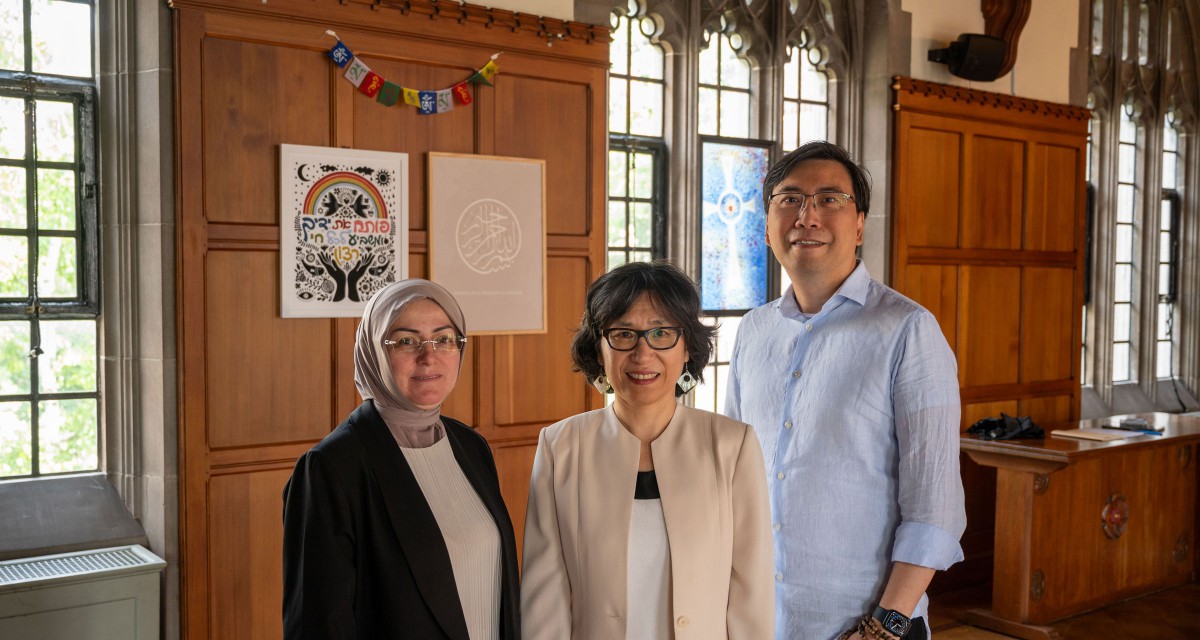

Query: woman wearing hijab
left=283, top=279, right=520, bottom=640
left=520, top=261, right=774, bottom=640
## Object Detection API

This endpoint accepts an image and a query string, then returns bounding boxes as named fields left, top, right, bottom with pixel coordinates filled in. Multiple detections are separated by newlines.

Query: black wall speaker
left=927, top=34, right=1008, bottom=82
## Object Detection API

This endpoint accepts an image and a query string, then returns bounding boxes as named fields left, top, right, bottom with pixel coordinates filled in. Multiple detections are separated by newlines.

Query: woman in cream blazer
left=521, top=262, right=773, bottom=640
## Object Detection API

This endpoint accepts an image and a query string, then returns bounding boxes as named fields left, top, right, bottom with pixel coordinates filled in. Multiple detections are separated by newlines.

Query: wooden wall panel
left=494, top=76, right=592, bottom=237
left=959, top=266, right=1022, bottom=387
left=208, top=469, right=292, bottom=640
left=493, top=443, right=538, bottom=566
left=205, top=251, right=333, bottom=448
left=493, top=256, right=590, bottom=426
left=1021, top=267, right=1075, bottom=383
left=892, top=78, right=1089, bottom=593
left=202, top=39, right=331, bottom=225
left=964, top=136, right=1024, bottom=250
left=902, top=128, right=960, bottom=249
left=904, top=265, right=958, bottom=350
left=1026, top=144, right=1081, bottom=252
left=1019, top=394, right=1073, bottom=423
left=175, top=3, right=610, bottom=638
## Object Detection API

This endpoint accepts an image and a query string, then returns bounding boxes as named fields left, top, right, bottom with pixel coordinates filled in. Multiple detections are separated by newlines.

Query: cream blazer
left=521, top=404, right=774, bottom=640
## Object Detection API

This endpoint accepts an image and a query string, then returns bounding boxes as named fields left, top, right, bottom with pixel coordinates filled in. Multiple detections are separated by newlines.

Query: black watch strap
left=871, top=605, right=912, bottom=638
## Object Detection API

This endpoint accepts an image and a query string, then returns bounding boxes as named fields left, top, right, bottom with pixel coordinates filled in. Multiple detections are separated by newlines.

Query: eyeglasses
left=602, top=327, right=683, bottom=351
left=383, top=333, right=467, bottom=354
left=767, top=191, right=855, bottom=215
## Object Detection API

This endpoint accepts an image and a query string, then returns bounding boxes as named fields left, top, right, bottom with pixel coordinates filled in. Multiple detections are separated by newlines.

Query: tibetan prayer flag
left=436, top=89, right=454, bottom=113
left=403, top=88, right=421, bottom=107
left=452, top=82, right=472, bottom=105
left=468, top=70, right=489, bottom=86
left=359, top=72, right=384, bottom=98
left=328, top=41, right=353, bottom=67
left=377, top=81, right=401, bottom=106
left=479, top=60, right=499, bottom=82
left=417, top=91, right=437, bottom=115
left=344, top=58, right=371, bottom=87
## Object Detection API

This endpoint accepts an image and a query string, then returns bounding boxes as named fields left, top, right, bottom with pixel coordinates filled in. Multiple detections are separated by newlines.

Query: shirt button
left=775, top=573, right=783, bottom=582
left=773, top=522, right=782, bottom=531
left=805, top=323, right=812, bottom=331
left=677, top=616, right=689, bottom=628
left=777, top=472, right=785, bottom=480
left=784, top=420, right=792, bottom=429
left=792, top=370, right=800, bottom=379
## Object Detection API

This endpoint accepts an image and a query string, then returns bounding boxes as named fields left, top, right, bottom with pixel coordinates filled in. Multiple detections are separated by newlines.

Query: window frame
left=0, top=1, right=101, bottom=480
left=607, top=134, right=669, bottom=264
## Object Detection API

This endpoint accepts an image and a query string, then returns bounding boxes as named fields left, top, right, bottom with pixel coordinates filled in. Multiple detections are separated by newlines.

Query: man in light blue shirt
left=725, top=141, right=966, bottom=640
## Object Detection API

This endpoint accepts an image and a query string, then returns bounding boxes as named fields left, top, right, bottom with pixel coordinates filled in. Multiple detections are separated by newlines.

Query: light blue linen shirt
left=725, top=261, right=966, bottom=640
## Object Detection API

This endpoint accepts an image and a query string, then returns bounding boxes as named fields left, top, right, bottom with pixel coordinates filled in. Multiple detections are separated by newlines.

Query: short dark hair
left=762, top=140, right=872, bottom=216
left=570, top=261, right=716, bottom=397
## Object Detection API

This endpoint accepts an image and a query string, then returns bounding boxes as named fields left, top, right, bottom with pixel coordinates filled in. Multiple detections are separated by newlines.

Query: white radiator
left=0, top=544, right=165, bottom=640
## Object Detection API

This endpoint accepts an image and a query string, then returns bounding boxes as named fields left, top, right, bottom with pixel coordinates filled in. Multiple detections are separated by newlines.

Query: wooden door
left=172, top=1, right=609, bottom=637
left=890, top=77, right=1090, bottom=590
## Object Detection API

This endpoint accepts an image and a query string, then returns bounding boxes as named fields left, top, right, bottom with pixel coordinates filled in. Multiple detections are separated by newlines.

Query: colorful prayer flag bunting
left=479, top=60, right=499, bottom=83
left=377, top=81, right=401, bottom=106
left=344, top=58, right=371, bottom=87
left=435, top=89, right=454, bottom=113
left=328, top=41, right=353, bottom=67
left=324, top=31, right=498, bottom=115
left=417, top=91, right=437, bottom=115
left=452, top=83, right=472, bottom=105
left=359, top=72, right=384, bottom=98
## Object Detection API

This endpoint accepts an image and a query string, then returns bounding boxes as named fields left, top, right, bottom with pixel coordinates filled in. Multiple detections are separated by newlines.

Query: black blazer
left=283, top=401, right=520, bottom=639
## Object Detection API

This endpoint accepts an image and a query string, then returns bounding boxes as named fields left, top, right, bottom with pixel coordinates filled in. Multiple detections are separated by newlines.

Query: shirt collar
left=776, top=259, right=870, bottom=318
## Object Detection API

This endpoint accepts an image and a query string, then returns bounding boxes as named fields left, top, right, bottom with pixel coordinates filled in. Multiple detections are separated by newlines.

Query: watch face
left=884, top=611, right=911, bottom=636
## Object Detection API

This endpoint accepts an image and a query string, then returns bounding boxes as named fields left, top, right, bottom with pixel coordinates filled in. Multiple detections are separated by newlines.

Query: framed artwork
left=699, top=136, right=774, bottom=312
left=428, top=152, right=546, bottom=334
left=279, top=144, right=409, bottom=318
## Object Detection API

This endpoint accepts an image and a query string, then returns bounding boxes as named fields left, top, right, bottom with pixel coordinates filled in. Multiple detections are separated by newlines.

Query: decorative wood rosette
left=1173, top=534, right=1190, bottom=564
left=1101, top=493, right=1130, bottom=539
left=1033, top=473, right=1050, bottom=495
left=1029, top=569, right=1045, bottom=601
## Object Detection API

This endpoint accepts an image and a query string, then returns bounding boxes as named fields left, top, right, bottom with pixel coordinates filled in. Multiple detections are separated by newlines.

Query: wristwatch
left=871, top=605, right=912, bottom=638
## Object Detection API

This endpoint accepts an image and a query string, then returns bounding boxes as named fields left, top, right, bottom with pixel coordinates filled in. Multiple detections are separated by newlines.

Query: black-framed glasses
left=602, top=327, right=683, bottom=351
left=383, top=333, right=467, bottom=354
left=767, top=191, right=855, bottom=215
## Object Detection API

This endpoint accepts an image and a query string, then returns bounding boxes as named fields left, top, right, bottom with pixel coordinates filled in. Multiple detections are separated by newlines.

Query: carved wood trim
left=893, top=76, right=1092, bottom=128
left=167, top=0, right=612, bottom=45
left=982, top=0, right=1031, bottom=77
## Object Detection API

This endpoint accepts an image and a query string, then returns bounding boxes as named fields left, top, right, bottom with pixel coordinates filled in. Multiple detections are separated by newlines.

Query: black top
left=634, top=470, right=660, bottom=500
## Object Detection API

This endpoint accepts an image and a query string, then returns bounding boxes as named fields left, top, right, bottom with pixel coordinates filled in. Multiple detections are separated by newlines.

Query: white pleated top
left=627, top=473, right=672, bottom=639
left=401, top=438, right=502, bottom=640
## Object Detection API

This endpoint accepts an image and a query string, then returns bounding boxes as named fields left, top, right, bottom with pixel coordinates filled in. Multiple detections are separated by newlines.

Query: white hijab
left=354, top=279, right=467, bottom=448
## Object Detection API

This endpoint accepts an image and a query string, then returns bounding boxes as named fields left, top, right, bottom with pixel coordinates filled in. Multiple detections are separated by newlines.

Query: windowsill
left=0, top=472, right=147, bottom=562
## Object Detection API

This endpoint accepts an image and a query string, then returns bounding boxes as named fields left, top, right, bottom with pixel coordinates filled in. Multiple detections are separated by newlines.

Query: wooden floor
left=929, top=582, right=1200, bottom=639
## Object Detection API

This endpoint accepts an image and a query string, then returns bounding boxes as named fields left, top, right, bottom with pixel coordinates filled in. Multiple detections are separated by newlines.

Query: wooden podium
left=960, top=413, right=1199, bottom=640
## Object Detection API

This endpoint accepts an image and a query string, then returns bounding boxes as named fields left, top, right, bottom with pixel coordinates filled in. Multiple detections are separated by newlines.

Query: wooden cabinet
left=891, top=78, right=1091, bottom=589
left=961, top=414, right=1199, bottom=639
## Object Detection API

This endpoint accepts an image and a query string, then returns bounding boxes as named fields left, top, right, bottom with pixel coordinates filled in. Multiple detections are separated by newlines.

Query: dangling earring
left=592, top=374, right=614, bottom=394
left=676, top=370, right=698, bottom=394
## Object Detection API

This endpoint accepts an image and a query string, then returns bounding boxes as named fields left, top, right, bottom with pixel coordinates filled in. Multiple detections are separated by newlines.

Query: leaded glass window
left=0, top=0, right=99, bottom=479
left=698, top=22, right=751, bottom=138
left=1111, top=104, right=1138, bottom=383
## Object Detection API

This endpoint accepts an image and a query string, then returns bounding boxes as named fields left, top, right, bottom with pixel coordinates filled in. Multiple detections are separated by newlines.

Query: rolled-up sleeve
left=890, top=312, right=966, bottom=570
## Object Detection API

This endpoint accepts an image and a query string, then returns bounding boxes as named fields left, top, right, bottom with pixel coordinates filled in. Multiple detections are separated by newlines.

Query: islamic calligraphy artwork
left=457, top=199, right=522, bottom=275
left=428, top=153, right=546, bottom=334
left=699, top=137, right=773, bottom=312
left=280, top=144, right=409, bottom=318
